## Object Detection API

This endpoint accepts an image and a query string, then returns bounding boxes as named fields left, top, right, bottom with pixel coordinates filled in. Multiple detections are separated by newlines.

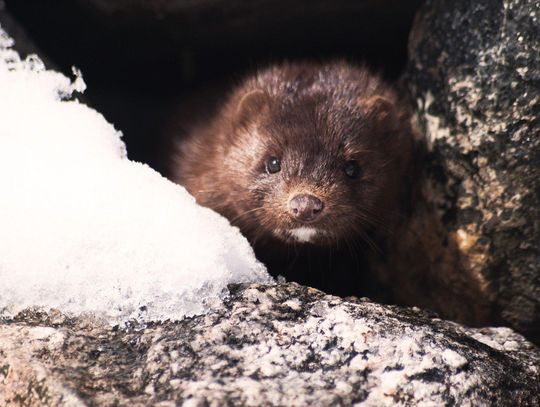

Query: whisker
left=355, top=230, right=382, bottom=255
left=251, top=224, right=267, bottom=247
left=229, top=207, right=266, bottom=224
left=343, top=235, right=359, bottom=272
left=351, top=213, right=391, bottom=234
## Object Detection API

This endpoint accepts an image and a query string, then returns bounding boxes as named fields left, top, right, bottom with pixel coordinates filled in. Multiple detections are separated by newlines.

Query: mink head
left=207, top=63, right=412, bottom=246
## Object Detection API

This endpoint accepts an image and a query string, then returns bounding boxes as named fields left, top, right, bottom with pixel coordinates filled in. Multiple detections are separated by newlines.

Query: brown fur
left=170, top=62, right=415, bottom=296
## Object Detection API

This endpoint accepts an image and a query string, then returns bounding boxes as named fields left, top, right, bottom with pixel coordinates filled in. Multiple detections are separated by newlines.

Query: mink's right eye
left=266, top=156, right=281, bottom=174
left=344, top=160, right=362, bottom=179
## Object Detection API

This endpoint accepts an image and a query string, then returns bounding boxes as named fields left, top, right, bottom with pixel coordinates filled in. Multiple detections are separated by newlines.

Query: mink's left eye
left=344, top=160, right=362, bottom=179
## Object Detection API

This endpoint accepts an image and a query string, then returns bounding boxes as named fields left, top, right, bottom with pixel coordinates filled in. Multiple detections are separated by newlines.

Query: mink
left=169, top=62, right=415, bottom=298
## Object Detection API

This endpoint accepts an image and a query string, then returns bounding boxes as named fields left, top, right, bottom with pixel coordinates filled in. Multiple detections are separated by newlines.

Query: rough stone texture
left=386, top=0, right=540, bottom=342
left=1, top=283, right=539, bottom=406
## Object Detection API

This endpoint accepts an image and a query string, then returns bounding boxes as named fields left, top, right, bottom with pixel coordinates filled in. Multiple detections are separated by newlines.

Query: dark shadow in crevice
left=6, top=0, right=423, bottom=174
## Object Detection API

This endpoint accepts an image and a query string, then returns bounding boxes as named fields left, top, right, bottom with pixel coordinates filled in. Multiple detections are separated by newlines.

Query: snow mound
left=0, top=25, right=271, bottom=324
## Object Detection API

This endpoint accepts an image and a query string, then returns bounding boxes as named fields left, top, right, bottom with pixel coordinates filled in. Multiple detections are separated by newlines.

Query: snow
left=0, top=25, right=272, bottom=324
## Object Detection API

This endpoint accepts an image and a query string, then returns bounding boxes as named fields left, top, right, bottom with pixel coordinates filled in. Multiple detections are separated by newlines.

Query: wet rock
left=386, top=0, right=540, bottom=342
left=1, top=283, right=539, bottom=406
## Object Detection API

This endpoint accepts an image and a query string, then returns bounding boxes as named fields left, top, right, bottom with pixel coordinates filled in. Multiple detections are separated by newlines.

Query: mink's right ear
left=235, top=89, right=270, bottom=127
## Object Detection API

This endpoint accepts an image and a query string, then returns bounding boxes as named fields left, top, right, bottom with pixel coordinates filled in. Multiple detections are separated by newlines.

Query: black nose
left=288, top=194, right=324, bottom=223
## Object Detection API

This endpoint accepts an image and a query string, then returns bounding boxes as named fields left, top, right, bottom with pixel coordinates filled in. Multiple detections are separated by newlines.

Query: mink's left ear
left=357, top=95, right=397, bottom=122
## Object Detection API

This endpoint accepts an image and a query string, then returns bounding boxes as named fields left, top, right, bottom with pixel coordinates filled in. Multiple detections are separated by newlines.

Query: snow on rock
left=0, top=25, right=271, bottom=324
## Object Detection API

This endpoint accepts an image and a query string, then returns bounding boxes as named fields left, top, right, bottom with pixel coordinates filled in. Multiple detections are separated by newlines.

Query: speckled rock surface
left=1, top=283, right=539, bottom=406
left=391, top=0, right=540, bottom=342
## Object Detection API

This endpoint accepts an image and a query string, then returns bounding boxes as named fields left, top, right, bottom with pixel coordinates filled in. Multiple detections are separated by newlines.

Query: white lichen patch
left=420, top=92, right=451, bottom=149
left=441, top=349, right=468, bottom=369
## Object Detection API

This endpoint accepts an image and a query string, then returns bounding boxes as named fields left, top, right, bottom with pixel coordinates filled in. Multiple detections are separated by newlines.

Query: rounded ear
left=357, top=95, right=396, bottom=122
left=235, top=89, right=270, bottom=127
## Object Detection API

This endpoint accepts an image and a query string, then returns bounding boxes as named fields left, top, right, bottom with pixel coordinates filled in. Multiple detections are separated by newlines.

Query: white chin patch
left=289, top=227, right=319, bottom=243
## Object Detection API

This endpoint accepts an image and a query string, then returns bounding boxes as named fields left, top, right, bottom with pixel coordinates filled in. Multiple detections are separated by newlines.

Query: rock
left=1, top=283, right=539, bottom=406
left=381, top=0, right=540, bottom=343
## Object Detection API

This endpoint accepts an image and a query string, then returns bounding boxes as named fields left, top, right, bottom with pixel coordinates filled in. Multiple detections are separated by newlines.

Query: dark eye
left=344, top=160, right=362, bottom=179
left=266, top=156, right=281, bottom=174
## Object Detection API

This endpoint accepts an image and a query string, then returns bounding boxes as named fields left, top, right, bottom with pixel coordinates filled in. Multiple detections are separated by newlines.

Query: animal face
left=224, top=87, right=405, bottom=246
